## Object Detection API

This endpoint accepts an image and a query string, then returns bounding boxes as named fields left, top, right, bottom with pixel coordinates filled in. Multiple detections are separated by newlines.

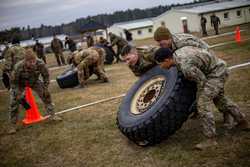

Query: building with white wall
left=167, top=0, right=250, bottom=33
left=108, top=18, right=154, bottom=40
left=108, top=0, right=250, bottom=40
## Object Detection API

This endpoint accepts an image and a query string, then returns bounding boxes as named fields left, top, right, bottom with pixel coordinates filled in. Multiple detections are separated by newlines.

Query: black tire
left=117, top=66, right=197, bottom=146
left=56, top=66, right=95, bottom=88
left=56, top=67, right=79, bottom=88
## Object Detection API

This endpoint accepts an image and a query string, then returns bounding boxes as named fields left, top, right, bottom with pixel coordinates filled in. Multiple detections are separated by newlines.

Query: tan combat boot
left=195, top=138, right=218, bottom=150
left=7, top=124, right=17, bottom=135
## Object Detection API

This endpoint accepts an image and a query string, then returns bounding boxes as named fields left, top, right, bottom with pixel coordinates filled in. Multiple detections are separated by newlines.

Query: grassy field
left=0, top=27, right=250, bottom=167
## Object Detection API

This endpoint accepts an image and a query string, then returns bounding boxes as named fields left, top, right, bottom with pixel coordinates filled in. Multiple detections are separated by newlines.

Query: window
left=137, top=30, right=142, bottom=35
left=161, top=21, right=165, bottom=26
left=236, top=10, right=241, bottom=17
left=224, top=12, right=229, bottom=20
left=148, top=28, right=152, bottom=33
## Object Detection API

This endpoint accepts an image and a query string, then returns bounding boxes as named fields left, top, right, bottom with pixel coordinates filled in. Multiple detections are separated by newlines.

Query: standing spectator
left=109, top=32, right=128, bottom=63
left=65, top=36, right=77, bottom=52
left=51, top=35, right=65, bottom=66
left=211, top=13, right=221, bottom=35
left=124, top=29, right=133, bottom=45
left=2, top=38, right=25, bottom=90
left=33, top=39, right=46, bottom=63
left=200, top=14, right=208, bottom=36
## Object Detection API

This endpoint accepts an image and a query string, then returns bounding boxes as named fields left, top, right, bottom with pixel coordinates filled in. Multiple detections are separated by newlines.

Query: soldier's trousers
left=213, top=25, right=219, bottom=35
left=54, top=52, right=65, bottom=66
left=197, top=77, right=245, bottom=138
left=201, top=25, right=207, bottom=36
left=9, top=81, right=54, bottom=124
left=77, top=55, right=108, bottom=85
left=116, top=46, right=123, bottom=62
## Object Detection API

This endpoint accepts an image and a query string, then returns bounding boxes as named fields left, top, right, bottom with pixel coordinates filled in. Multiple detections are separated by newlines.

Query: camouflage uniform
left=9, top=59, right=54, bottom=124
left=33, top=42, right=46, bottom=63
left=130, top=33, right=209, bottom=76
left=73, top=47, right=108, bottom=86
left=51, top=38, right=65, bottom=66
left=173, top=46, right=245, bottom=138
left=3, top=45, right=26, bottom=74
left=211, top=15, right=221, bottom=35
left=109, top=33, right=128, bottom=62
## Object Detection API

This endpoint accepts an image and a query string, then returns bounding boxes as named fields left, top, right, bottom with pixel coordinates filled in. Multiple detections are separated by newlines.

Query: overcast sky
left=0, top=0, right=193, bottom=30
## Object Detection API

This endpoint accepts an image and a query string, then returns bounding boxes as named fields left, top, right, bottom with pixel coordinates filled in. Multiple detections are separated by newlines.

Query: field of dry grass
left=0, top=25, right=250, bottom=167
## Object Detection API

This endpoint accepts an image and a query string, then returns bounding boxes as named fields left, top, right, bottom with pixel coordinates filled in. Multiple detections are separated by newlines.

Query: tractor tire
left=117, top=66, right=197, bottom=146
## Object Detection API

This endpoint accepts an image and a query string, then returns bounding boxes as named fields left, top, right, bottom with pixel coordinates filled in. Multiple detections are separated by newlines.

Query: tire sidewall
left=118, top=66, right=179, bottom=128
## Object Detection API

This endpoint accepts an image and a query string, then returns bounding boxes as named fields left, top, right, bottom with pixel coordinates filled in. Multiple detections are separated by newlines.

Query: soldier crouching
left=8, top=49, right=62, bottom=134
left=68, top=47, right=109, bottom=88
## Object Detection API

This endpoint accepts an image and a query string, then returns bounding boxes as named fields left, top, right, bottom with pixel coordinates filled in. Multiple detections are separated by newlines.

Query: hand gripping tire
left=117, top=66, right=197, bottom=146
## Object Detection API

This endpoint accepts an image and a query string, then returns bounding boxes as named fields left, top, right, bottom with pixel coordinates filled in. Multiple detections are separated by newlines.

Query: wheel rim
left=131, top=75, right=166, bottom=115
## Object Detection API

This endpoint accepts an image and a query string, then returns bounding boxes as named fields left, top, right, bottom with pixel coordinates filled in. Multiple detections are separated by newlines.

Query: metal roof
left=113, top=18, right=153, bottom=30
left=176, top=0, right=250, bottom=14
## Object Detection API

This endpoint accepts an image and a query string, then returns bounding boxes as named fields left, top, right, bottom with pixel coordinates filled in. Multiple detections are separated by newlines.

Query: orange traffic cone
left=22, top=86, right=45, bottom=125
left=235, top=26, right=241, bottom=43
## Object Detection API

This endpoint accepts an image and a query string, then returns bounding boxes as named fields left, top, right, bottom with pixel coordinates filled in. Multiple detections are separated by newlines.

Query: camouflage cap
left=25, top=48, right=37, bottom=61
left=154, top=26, right=172, bottom=41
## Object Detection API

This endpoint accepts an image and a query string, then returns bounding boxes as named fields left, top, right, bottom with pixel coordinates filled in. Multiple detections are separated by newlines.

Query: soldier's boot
left=236, top=119, right=250, bottom=131
left=6, top=124, right=17, bottom=135
left=195, top=138, right=218, bottom=150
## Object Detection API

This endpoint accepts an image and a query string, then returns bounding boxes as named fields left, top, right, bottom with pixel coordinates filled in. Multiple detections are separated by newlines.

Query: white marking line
left=209, top=38, right=250, bottom=48
left=54, top=62, right=250, bottom=116
left=202, top=30, right=246, bottom=40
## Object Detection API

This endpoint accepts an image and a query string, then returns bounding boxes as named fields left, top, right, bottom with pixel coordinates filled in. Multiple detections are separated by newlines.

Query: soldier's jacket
left=11, top=59, right=49, bottom=88
left=51, top=38, right=63, bottom=53
left=3, top=45, right=26, bottom=72
left=110, top=34, right=128, bottom=47
left=173, top=46, right=227, bottom=87
left=130, top=33, right=210, bottom=76
left=201, top=17, right=207, bottom=26
left=211, top=16, right=221, bottom=26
